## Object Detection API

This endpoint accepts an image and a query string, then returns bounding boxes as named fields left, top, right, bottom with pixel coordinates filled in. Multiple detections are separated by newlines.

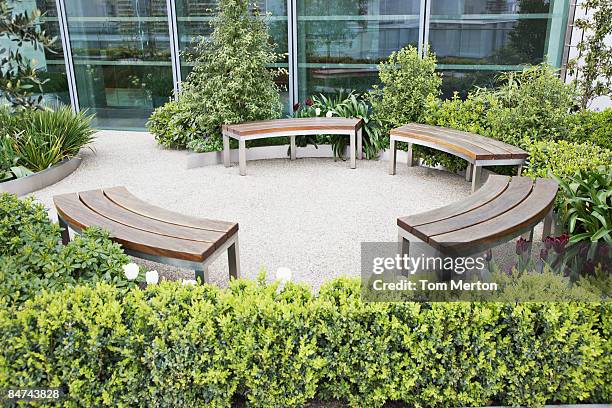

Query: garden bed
left=0, top=156, right=81, bottom=196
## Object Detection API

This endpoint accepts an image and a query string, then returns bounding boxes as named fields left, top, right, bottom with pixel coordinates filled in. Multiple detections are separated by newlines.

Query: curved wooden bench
left=54, top=186, right=240, bottom=283
left=397, top=176, right=557, bottom=257
left=389, top=123, right=528, bottom=192
left=222, top=117, right=363, bottom=175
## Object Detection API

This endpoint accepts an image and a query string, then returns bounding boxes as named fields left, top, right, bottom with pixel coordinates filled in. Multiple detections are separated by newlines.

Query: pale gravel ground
left=30, top=130, right=529, bottom=289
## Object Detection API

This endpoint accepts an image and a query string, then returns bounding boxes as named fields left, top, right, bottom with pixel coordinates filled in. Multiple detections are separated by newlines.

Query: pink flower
left=293, top=102, right=300, bottom=112
left=304, top=98, right=313, bottom=106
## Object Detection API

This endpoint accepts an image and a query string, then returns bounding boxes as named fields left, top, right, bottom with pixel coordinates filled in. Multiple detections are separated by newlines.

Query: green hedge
left=565, top=108, right=612, bottom=150
left=523, top=140, right=612, bottom=180
left=1, top=278, right=609, bottom=407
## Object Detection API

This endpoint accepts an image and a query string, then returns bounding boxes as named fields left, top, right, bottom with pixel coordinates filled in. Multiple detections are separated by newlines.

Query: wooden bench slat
left=54, top=193, right=215, bottom=262
left=398, top=175, right=510, bottom=232
left=103, top=186, right=237, bottom=234
left=79, top=190, right=228, bottom=244
left=415, top=177, right=533, bottom=239
left=223, top=118, right=362, bottom=137
left=391, top=127, right=497, bottom=161
left=429, top=178, right=558, bottom=252
left=407, top=124, right=527, bottom=159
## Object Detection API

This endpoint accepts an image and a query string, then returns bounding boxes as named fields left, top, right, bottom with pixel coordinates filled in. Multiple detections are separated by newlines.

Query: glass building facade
left=11, top=0, right=571, bottom=129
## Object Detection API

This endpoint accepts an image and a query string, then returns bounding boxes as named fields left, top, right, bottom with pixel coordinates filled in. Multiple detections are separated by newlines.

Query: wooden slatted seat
left=397, top=176, right=557, bottom=257
left=54, top=186, right=240, bottom=283
left=222, top=117, right=363, bottom=175
left=389, top=123, right=528, bottom=192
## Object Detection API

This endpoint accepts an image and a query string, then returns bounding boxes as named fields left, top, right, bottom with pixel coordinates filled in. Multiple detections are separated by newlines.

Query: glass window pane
left=175, top=0, right=289, bottom=112
left=429, top=0, right=569, bottom=67
left=3, top=0, right=71, bottom=106
left=64, top=0, right=174, bottom=129
left=297, top=0, right=421, bottom=100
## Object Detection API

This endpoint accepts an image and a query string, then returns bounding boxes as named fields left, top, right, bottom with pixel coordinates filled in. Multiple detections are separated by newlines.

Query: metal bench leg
left=471, top=165, right=482, bottom=192
left=290, top=136, right=296, bottom=160
left=239, top=139, right=247, bottom=176
left=517, top=165, right=523, bottom=176
left=407, top=143, right=414, bottom=167
left=542, top=209, right=554, bottom=240
left=195, top=267, right=210, bottom=284
left=521, top=229, right=535, bottom=259
left=227, top=236, right=241, bottom=280
left=350, top=131, right=356, bottom=169
left=398, top=231, right=410, bottom=257
left=389, top=138, right=397, bottom=175
left=465, top=163, right=473, bottom=181
left=223, top=133, right=231, bottom=167
left=357, top=127, right=363, bottom=160
left=58, top=216, right=70, bottom=245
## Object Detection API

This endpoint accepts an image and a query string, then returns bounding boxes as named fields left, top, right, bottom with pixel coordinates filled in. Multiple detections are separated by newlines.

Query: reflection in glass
left=429, top=0, right=569, bottom=67
left=64, top=0, right=174, bottom=129
left=3, top=1, right=71, bottom=106
left=297, top=0, right=421, bottom=100
left=439, top=70, right=498, bottom=99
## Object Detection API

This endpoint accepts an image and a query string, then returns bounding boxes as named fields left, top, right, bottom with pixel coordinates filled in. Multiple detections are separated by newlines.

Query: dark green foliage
left=293, top=92, right=385, bottom=159
left=10, top=106, right=96, bottom=171
left=554, top=166, right=612, bottom=244
left=0, top=277, right=609, bottom=407
left=0, top=0, right=56, bottom=109
left=0, top=106, right=95, bottom=178
left=0, top=193, right=135, bottom=307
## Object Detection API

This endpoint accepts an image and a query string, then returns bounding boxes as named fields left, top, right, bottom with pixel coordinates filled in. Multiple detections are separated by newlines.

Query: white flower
left=276, top=267, right=292, bottom=284
left=145, top=270, right=159, bottom=285
left=315, top=107, right=321, bottom=116
left=123, top=263, right=139, bottom=280
left=325, top=111, right=333, bottom=118
left=182, top=279, right=197, bottom=286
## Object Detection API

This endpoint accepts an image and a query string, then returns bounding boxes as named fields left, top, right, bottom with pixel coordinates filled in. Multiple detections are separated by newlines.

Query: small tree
left=567, top=0, right=612, bottom=110
left=369, top=45, right=441, bottom=129
left=0, top=0, right=56, bottom=109
left=181, top=0, right=283, bottom=140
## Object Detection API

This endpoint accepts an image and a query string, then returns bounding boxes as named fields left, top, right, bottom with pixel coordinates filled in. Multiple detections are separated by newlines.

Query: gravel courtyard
left=32, top=130, right=476, bottom=289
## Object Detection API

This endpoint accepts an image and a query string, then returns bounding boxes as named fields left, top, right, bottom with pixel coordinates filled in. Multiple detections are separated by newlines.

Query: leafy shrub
left=150, top=0, right=284, bottom=151
left=486, top=65, right=576, bottom=144
left=147, top=95, right=215, bottom=149
left=0, top=193, right=135, bottom=307
left=554, top=166, right=612, bottom=244
left=565, top=108, right=612, bottom=150
left=10, top=106, right=95, bottom=171
left=523, top=140, right=612, bottom=180
left=0, top=106, right=95, bottom=176
left=370, top=45, right=441, bottom=129
left=1, top=278, right=609, bottom=407
left=293, top=92, right=385, bottom=159
left=421, top=64, right=576, bottom=171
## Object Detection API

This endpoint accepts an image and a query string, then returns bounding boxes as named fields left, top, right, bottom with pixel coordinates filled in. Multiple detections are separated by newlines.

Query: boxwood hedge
left=1, top=278, right=609, bottom=407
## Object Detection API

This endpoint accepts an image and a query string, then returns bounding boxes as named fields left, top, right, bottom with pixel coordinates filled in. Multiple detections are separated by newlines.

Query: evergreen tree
left=182, top=0, right=283, bottom=139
